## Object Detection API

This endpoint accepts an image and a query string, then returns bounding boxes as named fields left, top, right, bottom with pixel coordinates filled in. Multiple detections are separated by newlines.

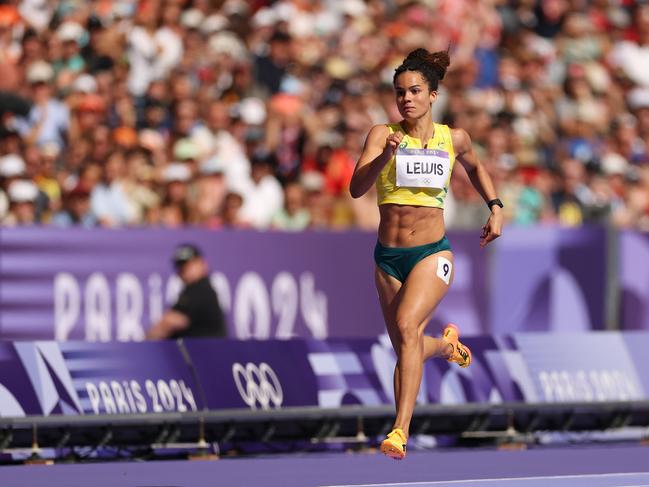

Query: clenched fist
left=385, top=131, right=404, bottom=155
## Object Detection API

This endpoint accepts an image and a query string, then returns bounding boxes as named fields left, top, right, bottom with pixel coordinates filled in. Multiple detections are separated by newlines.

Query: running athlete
left=349, top=48, right=504, bottom=460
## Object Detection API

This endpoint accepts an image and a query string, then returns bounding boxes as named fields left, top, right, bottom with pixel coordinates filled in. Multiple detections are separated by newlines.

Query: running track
left=1, top=444, right=648, bottom=486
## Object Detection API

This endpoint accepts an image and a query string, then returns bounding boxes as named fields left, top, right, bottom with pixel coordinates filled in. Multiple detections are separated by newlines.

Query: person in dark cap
left=146, top=243, right=227, bottom=339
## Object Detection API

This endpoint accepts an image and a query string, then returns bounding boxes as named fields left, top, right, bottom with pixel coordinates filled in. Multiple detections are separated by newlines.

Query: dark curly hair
left=393, top=48, right=450, bottom=91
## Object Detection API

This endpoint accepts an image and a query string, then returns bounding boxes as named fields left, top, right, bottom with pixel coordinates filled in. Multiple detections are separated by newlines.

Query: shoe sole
left=457, top=344, right=472, bottom=368
left=380, top=441, right=405, bottom=460
left=444, top=324, right=472, bottom=368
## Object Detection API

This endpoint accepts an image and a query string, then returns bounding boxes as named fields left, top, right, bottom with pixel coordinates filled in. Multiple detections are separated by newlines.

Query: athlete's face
left=394, top=71, right=437, bottom=120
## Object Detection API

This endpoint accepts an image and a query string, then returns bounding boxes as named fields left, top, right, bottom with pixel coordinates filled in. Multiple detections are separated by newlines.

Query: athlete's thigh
left=375, top=266, right=403, bottom=349
left=396, top=250, right=455, bottom=332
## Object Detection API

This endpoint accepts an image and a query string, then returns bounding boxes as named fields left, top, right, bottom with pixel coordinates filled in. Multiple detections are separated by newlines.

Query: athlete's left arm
left=452, top=127, right=503, bottom=247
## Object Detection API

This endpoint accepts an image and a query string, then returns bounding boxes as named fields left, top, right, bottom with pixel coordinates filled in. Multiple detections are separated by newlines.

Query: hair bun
left=405, top=48, right=450, bottom=81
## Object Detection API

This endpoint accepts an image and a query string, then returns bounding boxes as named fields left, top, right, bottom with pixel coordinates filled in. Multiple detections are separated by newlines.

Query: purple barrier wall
left=619, top=231, right=649, bottom=330
left=489, top=226, right=608, bottom=333
left=0, top=333, right=646, bottom=417
left=183, top=339, right=319, bottom=410
left=183, top=332, right=646, bottom=411
left=0, top=341, right=202, bottom=416
left=0, top=228, right=379, bottom=340
left=623, top=332, right=649, bottom=394
left=0, top=228, right=487, bottom=340
left=513, top=333, right=643, bottom=402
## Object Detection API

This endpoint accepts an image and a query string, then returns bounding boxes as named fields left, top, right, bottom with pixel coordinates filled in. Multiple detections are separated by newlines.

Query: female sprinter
left=349, top=48, right=503, bottom=460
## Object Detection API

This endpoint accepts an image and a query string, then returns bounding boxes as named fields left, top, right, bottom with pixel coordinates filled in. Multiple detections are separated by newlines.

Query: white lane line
left=320, top=472, right=649, bottom=487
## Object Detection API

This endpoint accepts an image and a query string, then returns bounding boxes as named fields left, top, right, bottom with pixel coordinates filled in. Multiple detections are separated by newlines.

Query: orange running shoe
left=443, top=324, right=472, bottom=368
left=380, top=428, right=407, bottom=460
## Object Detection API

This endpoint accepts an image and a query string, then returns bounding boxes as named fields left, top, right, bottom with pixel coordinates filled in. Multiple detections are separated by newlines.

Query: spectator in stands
left=214, top=191, right=249, bottom=229
left=271, top=179, right=310, bottom=231
left=90, top=151, right=137, bottom=227
left=161, top=161, right=192, bottom=223
left=3, top=178, right=39, bottom=226
left=190, top=158, right=227, bottom=226
left=32, top=142, right=62, bottom=218
left=254, top=30, right=292, bottom=96
left=0, top=153, right=27, bottom=221
left=14, top=60, right=69, bottom=149
left=146, top=243, right=227, bottom=340
left=51, top=182, right=96, bottom=227
left=53, top=21, right=86, bottom=75
left=0, top=1, right=646, bottom=232
left=240, top=149, right=284, bottom=229
left=300, top=171, right=332, bottom=229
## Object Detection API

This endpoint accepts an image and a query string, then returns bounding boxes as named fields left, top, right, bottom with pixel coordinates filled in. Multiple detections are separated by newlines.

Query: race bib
left=436, top=256, right=452, bottom=285
left=395, top=148, right=450, bottom=188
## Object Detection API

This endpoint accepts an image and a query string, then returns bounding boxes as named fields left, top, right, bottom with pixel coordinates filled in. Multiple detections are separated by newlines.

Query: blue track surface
left=1, top=444, right=648, bottom=486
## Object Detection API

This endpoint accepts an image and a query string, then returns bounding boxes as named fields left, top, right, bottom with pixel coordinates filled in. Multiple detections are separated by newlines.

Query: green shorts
left=374, top=236, right=452, bottom=283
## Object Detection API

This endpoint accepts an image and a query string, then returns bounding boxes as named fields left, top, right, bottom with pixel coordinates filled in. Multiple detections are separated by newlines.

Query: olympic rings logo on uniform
left=232, top=362, right=284, bottom=410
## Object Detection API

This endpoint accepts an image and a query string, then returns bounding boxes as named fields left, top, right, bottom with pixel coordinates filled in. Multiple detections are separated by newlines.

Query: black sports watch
left=487, top=198, right=504, bottom=211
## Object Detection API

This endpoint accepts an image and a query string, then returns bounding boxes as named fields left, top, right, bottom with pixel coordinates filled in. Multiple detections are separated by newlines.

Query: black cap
left=172, top=243, right=202, bottom=270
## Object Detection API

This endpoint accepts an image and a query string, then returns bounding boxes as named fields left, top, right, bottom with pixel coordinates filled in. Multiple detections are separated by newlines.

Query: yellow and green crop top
left=376, top=122, right=456, bottom=208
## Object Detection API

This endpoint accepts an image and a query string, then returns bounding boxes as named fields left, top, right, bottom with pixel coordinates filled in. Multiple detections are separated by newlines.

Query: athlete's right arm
left=349, top=125, right=403, bottom=198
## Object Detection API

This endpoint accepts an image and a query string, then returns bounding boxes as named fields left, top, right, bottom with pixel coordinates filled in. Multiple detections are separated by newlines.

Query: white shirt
left=90, top=181, right=137, bottom=226
left=192, top=127, right=252, bottom=194
left=240, top=175, right=284, bottom=229
left=127, top=26, right=183, bottom=96
left=610, top=41, right=649, bottom=88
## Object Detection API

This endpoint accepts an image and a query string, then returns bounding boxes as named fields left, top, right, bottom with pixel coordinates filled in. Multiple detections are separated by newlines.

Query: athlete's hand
left=384, top=131, right=404, bottom=155
left=480, top=209, right=503, bottom=248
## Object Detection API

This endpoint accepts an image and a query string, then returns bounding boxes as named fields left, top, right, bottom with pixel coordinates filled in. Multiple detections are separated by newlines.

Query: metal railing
left=1, top=400, right=648, bottom=458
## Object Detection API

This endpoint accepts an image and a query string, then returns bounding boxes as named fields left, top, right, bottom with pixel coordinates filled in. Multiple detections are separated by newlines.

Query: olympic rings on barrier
left=232, top=362, right=284, bottom=410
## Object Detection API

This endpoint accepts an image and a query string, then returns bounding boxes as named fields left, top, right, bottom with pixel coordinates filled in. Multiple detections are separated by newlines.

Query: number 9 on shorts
left=436, top=256, right=452, bottom=285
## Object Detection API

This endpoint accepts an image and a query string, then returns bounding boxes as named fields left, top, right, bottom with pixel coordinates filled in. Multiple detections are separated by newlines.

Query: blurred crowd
left=0, top=0, right=648, bottom=231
